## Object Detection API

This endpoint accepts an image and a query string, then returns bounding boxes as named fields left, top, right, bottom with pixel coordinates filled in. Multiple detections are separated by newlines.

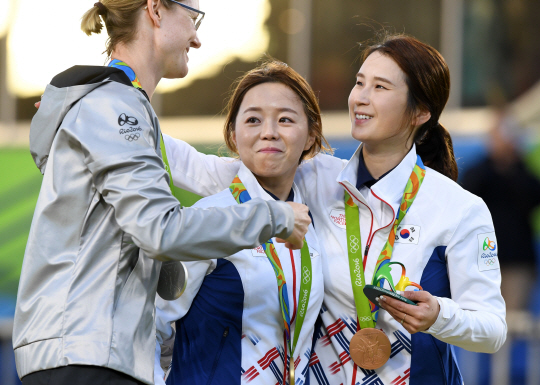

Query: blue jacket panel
left=167, top=259, right=244, bottom=385
left=411, top=246, right=463, bottom=385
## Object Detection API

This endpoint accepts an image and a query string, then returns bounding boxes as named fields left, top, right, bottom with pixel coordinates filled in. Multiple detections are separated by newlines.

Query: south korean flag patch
left=477, top=232, right=500, bottom=271
left=395, top=225, right=420, bottom=244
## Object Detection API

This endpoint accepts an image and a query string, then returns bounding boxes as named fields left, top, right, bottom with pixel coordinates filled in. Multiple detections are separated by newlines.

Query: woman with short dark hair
left=155, top=60, right=330, bottom=385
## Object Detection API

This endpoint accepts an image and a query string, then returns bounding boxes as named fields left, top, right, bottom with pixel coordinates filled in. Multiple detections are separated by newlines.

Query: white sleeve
left=154, top=259, right=217, bottom=384
left=163, top=134, right=240, bottom=196
left=294, top=153, right=348, bottom=205
left=423, top=198, right=507, bottom=353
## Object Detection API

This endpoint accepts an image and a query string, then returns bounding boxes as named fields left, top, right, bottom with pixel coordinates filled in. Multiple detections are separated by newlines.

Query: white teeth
left=356, top=114, right=373, bottom=120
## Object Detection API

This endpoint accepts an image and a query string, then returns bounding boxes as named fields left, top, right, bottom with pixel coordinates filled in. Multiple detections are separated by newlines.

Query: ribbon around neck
left=229, top=175, right=312, bottom=373
left=345, top=154, right=426, bottom=329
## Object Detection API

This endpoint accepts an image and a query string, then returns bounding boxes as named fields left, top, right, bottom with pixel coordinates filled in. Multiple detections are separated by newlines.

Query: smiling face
left=232, top=82, right=315, bottom=184
left=348, top=51, right=413, bottom=150
left=157, top=0, right=202, bottom=78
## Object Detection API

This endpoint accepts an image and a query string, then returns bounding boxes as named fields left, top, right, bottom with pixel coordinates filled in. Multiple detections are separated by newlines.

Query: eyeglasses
left=169, top=0, right=205, bottom=30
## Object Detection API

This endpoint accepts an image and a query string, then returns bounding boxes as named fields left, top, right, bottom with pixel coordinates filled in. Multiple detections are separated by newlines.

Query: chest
left=314, top=195, right=456, bottom=298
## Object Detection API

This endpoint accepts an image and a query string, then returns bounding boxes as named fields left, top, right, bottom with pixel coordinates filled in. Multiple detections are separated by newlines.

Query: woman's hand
left=377, top=290, right=440, bottom=334
left=275, top=202, right=311, bottom=250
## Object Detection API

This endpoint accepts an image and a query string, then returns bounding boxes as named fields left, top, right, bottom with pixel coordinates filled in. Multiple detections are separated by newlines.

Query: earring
left=144, top=6, right=148, bottom=9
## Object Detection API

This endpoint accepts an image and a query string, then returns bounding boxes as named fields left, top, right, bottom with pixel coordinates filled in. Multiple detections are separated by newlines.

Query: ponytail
left=81, top=4, right=105, bottom=36
left=80, top=0, right=157, bottom=58
left=414, top=121, right=458, bottom=181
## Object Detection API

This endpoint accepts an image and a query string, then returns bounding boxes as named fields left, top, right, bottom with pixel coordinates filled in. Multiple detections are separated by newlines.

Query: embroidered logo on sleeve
left=251, top=245, right=267, bottom=257
left=329, top=209, right=346, bottom=229
left=117, top=113, right=143, bottom=141
left=395, top=225, right=420, bottom=244
left=118, top=113, right=138, bottom=126
left=477, top=232, right=500, bottom=271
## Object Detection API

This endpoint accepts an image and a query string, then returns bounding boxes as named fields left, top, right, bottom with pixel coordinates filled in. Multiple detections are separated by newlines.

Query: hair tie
left=94, top=2, right=107, bottom=15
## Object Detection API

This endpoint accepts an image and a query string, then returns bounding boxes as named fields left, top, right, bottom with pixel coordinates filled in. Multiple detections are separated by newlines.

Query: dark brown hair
left=81, top=0, right=173, bottom=58
left=224, top=60, right=332, bottom=162
left=362, top=34, right=458, bottom=181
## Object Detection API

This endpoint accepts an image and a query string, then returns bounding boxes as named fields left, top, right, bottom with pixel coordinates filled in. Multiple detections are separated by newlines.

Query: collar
left=237, top=164, right=315, bottom=227
left=356, top=148, right=395, bottom=190
left=263, top=188, right=295, bottom=202
left=237, top=163, right=302, bottom=205
left=338, top=144, right=418, bottom=217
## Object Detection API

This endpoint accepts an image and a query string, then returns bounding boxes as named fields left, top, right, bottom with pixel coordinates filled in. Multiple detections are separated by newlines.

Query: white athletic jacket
left=162, top=135, right=507, bottom=385
left=154, top=163, right=324, bottom=385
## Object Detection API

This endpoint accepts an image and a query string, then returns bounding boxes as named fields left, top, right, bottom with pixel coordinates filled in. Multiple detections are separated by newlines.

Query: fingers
left=34, top=101, right=41, bottom=109
left=401, top=290, right=430, bottom=303
left=377, top=292, right=440, bottom=334
left=284, top=241, right=298, bottom=250
left=275, top=238, right=300, bottom=250
left=377, top=296, right=415, bottom=333
left=377, top=295, right=413, bottom=317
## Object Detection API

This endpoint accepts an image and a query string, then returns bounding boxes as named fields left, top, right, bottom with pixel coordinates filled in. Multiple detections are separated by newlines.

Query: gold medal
left=349, top=328, right=391, bottom=370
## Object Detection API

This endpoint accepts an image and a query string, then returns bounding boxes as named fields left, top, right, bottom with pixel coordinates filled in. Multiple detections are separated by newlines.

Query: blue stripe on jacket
left=410, top=246, right=463, bottom=385
left=167, top=259, right=244, bottom=385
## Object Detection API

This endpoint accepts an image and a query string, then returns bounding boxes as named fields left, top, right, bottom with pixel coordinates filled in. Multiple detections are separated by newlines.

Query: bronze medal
left=349, top=328, right=391, bottom=370
left=289, top=364, right=295, bottom=384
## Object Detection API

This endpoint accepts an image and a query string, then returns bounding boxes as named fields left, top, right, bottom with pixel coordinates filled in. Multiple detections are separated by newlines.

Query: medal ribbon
left=345, top=155, right=426, bottom=327
left=108, top=59, right=143, bottom=89
left=229, top=176, right=312, bottom=372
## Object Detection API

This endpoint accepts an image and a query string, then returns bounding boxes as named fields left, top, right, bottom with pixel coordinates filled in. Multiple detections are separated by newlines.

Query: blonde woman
left=14, top=2, right=310, bottom=385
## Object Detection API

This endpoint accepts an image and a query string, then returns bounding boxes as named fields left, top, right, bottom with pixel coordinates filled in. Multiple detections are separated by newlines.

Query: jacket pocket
left=206, top=326, right=229, bottom=385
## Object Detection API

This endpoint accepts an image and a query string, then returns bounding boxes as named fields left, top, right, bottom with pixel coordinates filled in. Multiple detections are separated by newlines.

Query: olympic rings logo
left=125, top=134, right=140, bottom=142
left=484, top=259, right=496, bottom=266
left=349, top=235, right=360, bottom=254
left=358, top=316, right=372, bottom=322
left=302, top=266, right=311, bottom=284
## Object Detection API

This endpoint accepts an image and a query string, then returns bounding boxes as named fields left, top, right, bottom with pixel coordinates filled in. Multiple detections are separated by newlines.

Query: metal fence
left=1, top=313, right=538, bottom=385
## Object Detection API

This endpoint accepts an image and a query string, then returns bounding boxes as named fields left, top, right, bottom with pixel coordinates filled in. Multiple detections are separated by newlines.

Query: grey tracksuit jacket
left=12, top=66, right=295, bottom=384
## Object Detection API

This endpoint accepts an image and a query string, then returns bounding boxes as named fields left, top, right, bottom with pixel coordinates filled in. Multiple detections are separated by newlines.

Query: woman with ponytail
left=157, top=34, right=506, bottom=385
left=13, top=2, right=311, bottom=385
left=298, top=34, right=506, bottom=385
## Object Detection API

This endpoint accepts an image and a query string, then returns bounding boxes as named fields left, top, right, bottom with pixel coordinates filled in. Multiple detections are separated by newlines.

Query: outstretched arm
left=78, top=89, right=301, bottom=261
left=163, top=134, right=240, bottom=197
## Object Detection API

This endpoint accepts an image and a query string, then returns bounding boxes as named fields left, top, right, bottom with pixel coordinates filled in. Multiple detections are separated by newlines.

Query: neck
left=362, top=141, right=412, bottom=179
left=111, top=44, right=161, bottom=100
left=255, top=171, right=296, bottom=201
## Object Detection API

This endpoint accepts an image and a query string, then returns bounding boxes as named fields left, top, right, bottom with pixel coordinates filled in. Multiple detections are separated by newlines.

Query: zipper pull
left=364, top=244, right=370, bottom=257
left=223, top=327, right=229, bottom=337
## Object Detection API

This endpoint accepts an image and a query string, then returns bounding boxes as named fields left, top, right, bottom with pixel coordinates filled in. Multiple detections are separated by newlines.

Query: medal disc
left=349, top=328, right=391, bottom=369
left=289, top=364, right=294, bottom=384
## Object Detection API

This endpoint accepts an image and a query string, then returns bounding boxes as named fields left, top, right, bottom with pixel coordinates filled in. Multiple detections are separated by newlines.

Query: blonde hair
left=81, top=0, right=173, bottom=57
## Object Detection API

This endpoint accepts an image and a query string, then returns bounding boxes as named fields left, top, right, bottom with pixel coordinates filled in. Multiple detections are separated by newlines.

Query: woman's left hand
left=377, top=290, right=440, bottom=334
